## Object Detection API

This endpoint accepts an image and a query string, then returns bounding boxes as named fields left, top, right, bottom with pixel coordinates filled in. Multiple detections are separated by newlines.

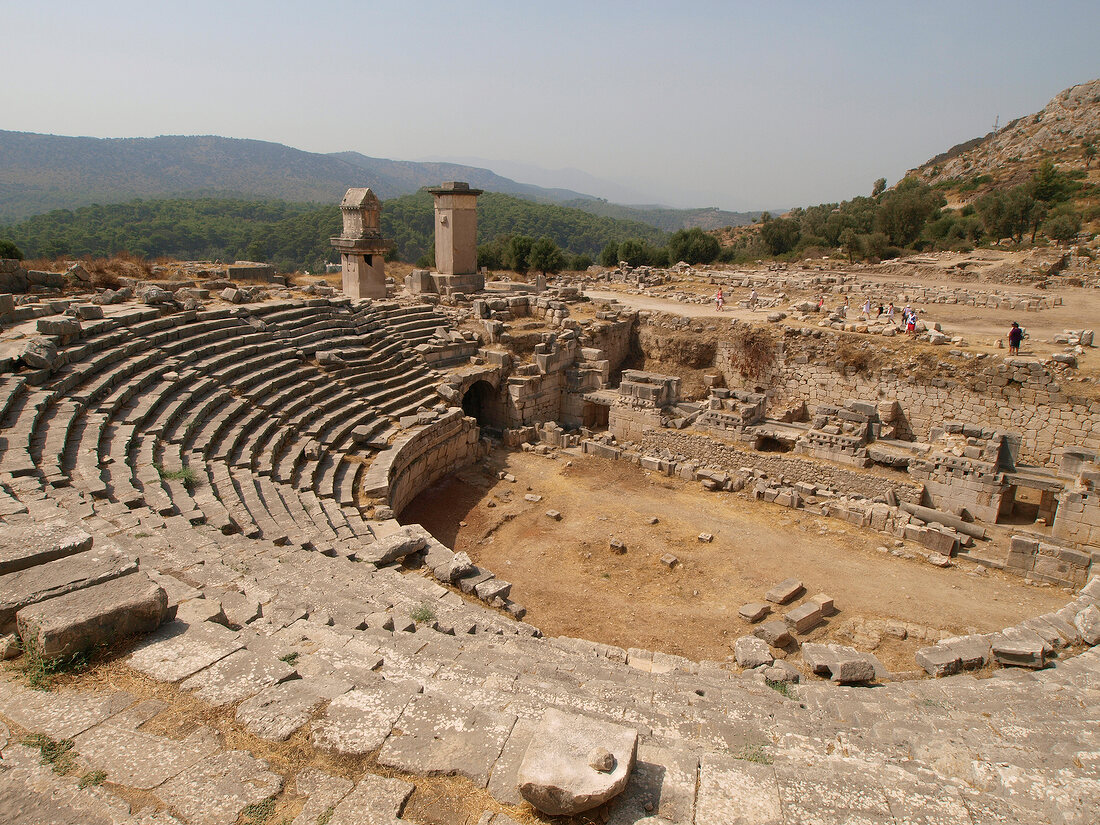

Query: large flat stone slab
left=327, top=774, right=415, bottom=825
left=158, top=749, right=282, bottom=825
left=74, top=723, right=218, bottom=789
left=775, top=761, right=893, bottom=824
left=311, top=680, right=421, bottom=755
left=695, top=753, right=780, bottom=825
left=236, top=680, right=330, bottom=742
left=607, top=743, right=698, bottom=825
left=378, top=691, right=516, bottom=788
left=17, top=573, right=169, bottom=659
left=291, top=769, right=353, bottom=825
left=127, top=619, right=244, bottom=682
left=516, top=707, right=637, bottom=815
left=0, top=522, right=92, bottom=576
left=0, top=547, right=137, bottom=629
left=0, top=681, right=133, bottom=740
left=180, top=648, right=297, bottom=706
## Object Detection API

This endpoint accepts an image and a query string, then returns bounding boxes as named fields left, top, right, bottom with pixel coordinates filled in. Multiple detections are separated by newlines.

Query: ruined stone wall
left=503, top=372, right=564, bottom=428
left=633, top=430, right=924, bottom=503
left=708, top=338, right=1098, bottom=465
left=363, top=408, right=484, bottom=515
left=583, top=317, right=635, bottom=376
left=1053, top=488, right=1100, bottom=548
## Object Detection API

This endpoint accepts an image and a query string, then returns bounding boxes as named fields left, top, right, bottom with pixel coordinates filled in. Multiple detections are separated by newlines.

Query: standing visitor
left=715, top=288, right=724, bottom=312
left=1008, top=322, right=1023, bottom=355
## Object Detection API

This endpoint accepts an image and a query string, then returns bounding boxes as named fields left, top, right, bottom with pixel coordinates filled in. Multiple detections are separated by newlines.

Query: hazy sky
left=3, top=1, right=1098, bottom=210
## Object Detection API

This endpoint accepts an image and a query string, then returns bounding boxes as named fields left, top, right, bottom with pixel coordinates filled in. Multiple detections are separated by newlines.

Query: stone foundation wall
left=633, top=429, right=924, bottom=503
left=711, top=339, right=1098, bottom=465
left=1053, top=488, right=1100, bottom=548
left=363, top=408, right=484, bottom=515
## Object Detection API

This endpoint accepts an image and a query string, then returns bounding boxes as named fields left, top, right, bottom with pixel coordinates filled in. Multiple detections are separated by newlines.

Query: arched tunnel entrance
left=461, top=380, right=502, bottom=433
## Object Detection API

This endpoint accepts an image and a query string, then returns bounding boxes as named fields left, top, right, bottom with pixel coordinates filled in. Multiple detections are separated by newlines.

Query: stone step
left=0, top=522, right=93, bottom=576
left=0, top=546, right=138, bottom=630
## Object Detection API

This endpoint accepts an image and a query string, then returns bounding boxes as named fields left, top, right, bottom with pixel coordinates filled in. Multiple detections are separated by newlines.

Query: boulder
left=358, top=528, right=427, bottom=566
left=20, top=337, right=60, bottom=370
left=16, top=574, right=170, bottom=660
left=517, top=708, right=637, bottom=815
left=1074, top=604, right=1100, bottom=645
left=445, top=551, right=476, bottom=582
left=140, top=286, right=175, bottom=305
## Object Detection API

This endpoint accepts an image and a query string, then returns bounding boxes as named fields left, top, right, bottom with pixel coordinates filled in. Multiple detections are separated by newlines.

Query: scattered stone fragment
left=808, top=593, right=835, bottom=615
left=697, top=533, right=713, bottom=543
left=517, top=708, right=638, bottom=815
left=765, top=578, right=804, bottom=604
left=646, top=516, right=659, bottom=525
left=588, top=747, right=615, bottom=772
left=659, top=553, right=679, bottom=569
left=545, top=510, right=562, bottom=521
left=609, top=539, right=626, bottom=554
left=926, top=552, right=951, bottom=567
left=524, top=494, right=543, bottom=502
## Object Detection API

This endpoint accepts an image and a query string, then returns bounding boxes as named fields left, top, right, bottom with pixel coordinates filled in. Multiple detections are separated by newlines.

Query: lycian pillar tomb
left=331, top=188, right=394, bottom=300
left=429, top=181, right=484, bottom=294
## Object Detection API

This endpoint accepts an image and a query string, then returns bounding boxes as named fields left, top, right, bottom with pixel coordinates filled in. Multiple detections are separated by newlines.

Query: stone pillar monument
left=330, top=188, right=394, bottom=300
left=429, top=181, right=483, bottom=294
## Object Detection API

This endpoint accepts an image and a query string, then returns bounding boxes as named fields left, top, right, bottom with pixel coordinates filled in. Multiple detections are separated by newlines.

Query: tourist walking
left=749, top=289, right=758, bottom=311
left=715, top=288, right=724, bottom=312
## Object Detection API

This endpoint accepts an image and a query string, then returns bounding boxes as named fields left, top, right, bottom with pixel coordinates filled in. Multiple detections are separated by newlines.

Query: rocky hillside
left=907, top=79, right=1100, bottom=194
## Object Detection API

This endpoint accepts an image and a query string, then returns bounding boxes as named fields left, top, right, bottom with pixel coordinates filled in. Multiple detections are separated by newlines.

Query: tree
left=839, top=228, right=858, bottom=263
left=874, top=178, right=942, bottom=247
left=1085, top=142, right=1096, bottom=170
left=1028, top=159, right=1072, bottom=204
left=859, top=232, right=889, bottom=261
left=758, top=216, right=800, bottom=255
left=598, top=242, right=619, bottom=268
left=872, top=178, right=887, bottom=197
left=0, top=240, right=23, bottom=260
left=568, top=253, right=593, bottom=271
left=1044, top=208, right=1082, bottom=243
left=667, top=227, right=720, bottom=265
left=504, top=235, right=533, bottom=274
left=528, top=236, right=565, bottom=276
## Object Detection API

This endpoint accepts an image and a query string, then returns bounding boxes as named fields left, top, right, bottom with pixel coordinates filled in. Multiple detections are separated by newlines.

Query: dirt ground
left=401, top=448, right=1069, bottom=673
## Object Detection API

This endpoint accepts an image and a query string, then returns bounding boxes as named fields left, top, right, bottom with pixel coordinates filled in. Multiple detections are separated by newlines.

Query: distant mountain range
left=0, top=131, right=762, bottom=230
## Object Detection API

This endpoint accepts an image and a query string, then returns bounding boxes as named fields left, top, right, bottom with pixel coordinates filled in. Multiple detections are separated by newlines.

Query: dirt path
left=401, top=449, right=1069, bottom=671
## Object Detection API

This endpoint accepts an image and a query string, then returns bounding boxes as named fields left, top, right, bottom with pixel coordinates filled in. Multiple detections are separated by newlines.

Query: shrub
left=0, top=239, right=24, bottom=259
left=410, top=603, right=436, bottom=624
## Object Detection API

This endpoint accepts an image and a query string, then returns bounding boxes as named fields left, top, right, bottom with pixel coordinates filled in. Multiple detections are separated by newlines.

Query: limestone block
left=738, top=603, right=771, bottom=623
left=357, top=528, right=427, bottom=566
left=915, top=645, right=962, bottom=677
left=517, top=708, right=638, bottom=815
left=990, top=634, right=1048, bottom=668
left=753, top=620, right=793, bottom=648
left=764, top=578, right=804, bottom=604
left=17, top=574, right=169, bottom=660
left=784, top=603, right=824, bottom=634
left=734, top=635, right=774, bottom=669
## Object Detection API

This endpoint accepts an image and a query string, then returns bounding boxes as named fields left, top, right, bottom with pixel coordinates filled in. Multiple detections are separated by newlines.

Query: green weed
left=22, top=733, right=76, bottom=774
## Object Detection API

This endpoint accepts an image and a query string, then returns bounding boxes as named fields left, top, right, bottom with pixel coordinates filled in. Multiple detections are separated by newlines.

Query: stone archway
left=462, top=380, right=500, bottom=429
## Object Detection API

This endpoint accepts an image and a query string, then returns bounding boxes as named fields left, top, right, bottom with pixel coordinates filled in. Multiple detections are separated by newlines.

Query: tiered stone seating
left=3, top=294, right=1099, bottom=824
